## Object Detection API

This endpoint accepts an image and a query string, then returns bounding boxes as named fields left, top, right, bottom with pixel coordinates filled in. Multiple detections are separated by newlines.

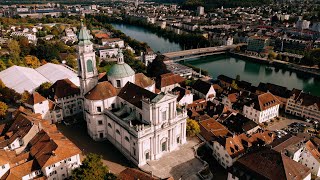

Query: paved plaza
left=57, top=122, right=131, bottom=174
left=141, top=138, right=205, bottom=180
left=266, top=117, right=311, bottom=131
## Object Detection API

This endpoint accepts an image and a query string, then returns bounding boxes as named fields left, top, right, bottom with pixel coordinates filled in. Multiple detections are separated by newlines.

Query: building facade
left=78, top=24, right=187, bottom=167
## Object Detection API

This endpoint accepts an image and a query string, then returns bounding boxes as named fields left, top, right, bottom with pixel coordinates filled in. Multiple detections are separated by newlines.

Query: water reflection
left=243, top=62, right=261, bottom=75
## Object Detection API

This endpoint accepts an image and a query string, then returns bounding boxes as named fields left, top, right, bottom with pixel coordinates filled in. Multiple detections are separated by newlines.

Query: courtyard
left=57, top=122, right=207, bottom=178
left=57, top=122, right=131, bottom=174
left=141, top=137, right=205, bottom=180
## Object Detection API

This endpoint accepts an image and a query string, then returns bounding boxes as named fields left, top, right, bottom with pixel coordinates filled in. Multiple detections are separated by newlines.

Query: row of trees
left=0, top=37, right=77, bottom=71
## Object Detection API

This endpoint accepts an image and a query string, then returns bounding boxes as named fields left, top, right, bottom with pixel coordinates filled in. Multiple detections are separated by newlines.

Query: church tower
left=77, top=22, right=98, bottom=96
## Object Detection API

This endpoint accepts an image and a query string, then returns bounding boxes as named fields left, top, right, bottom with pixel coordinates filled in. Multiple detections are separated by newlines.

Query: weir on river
left=111, top=23, right=320, bottom=96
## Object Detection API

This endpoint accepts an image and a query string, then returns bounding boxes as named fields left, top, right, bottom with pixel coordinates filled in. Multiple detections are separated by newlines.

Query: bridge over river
left=163, top=44, right=246, bottom=62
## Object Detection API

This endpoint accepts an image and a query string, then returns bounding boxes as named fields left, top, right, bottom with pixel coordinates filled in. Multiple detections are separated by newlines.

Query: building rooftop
left=85, top=81, right=118, bottom=100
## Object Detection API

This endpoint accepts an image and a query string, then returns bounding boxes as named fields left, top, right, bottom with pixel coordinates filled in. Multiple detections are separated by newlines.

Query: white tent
left=36, top=63, right=80, bottom=87
left=0, top=66, right=48, bottom=93
left=0, top=63, right=79, bottom=94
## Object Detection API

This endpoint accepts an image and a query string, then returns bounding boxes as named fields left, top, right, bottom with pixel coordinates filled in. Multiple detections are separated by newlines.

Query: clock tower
left=77, top=22, right=98, bottom=96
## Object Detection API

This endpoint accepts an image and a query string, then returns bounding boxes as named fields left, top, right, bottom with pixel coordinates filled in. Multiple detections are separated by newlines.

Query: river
left=111, top=23, right=320, bottom=96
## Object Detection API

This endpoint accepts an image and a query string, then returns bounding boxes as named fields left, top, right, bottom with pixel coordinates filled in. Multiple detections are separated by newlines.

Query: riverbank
left=229, top=52, right=320, bottom=78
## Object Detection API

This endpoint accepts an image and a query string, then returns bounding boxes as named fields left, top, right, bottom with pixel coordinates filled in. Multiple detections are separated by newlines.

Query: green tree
left=0, top=101, right=8, bottom=118
left=36, top=82, right=52, bottom=97
left=8, top=39, right=21, bottom=62
left=0, top=61, right=6, bottom=71
left=147, top=55, right=169, bottom=77
left=235, top=75, right=240, bottom=81
left=71, top=153, right=116, bottom=180
left=186, top=119, right=200, bottom=137
left=21, top=90, right=31, bottom=103
left=65, top=54, right=77, bottom=69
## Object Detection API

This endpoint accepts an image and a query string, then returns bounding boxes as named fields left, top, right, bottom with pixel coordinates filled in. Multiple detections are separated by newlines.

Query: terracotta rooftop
left=135, top=73, right=155, bottom=89
left=230, top=147, right=310, bottom=180
left=119, top=168, right=160, bottom=180
left=246, top=92, right=281, bottom=111
left=85, top=81, right=118, bottom=100
left=48, top=79, right=80, bottom=100
left=6, top=160, right=40, bottom=180
left=305, top=140, right=320, bottom=163
left=26, top=92, right=47, bottom=105
left=156, top=73, right=185, bottom=89
left=199, top=118, right=230, bottom=138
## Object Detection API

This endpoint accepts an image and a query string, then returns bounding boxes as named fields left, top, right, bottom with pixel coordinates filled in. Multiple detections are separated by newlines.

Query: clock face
left=87, top=59, right=94, bottom=72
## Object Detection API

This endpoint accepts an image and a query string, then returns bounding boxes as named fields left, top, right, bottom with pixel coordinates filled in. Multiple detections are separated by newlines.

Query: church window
left=116, top=129, right=120, bottom=135
left=161, top=141, right=167, bottom=152
left=145, top=152, right=150, bottom=160
left=98, top=120, right=103, bottom=125
left=162, top=111, right=167, bottom=121
left=86, top=59, right=94, bottom=72
left=97, top=107, right=102, bottom=112
left=125, top=136, right=129, bottom=142
left=116, top=80, right=121, bottom=87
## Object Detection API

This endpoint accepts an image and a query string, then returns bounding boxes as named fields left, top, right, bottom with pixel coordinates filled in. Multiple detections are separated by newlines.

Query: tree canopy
left=186, top=118, right=200, bottom=137
left=71, top=153, right=117, bottom=180
left=0, top=101, right=8, bottom=118
left=147, top=55, right=170, bottom=78
left=35, top=82, right=52, bottom=97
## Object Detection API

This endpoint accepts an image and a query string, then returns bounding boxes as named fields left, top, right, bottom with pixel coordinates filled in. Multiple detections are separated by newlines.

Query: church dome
left=107, top=63, right=135, bottom=78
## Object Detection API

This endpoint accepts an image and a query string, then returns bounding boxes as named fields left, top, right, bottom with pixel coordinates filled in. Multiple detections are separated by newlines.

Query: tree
left=19, top=36, right=31, bottom=57
left=0, top=101, right=8, bottom=118
left=231, top=80, right=239, bottom=90
left=147, top=55, right=170, bottom=77
left=24, top=55, right=41, bottom=68
left=36, top=82, right=52, bottom=97
left=21, top=90, right=31, bottom=103
left=7, top=39, right=21, bottom=62
left=0, top=61, right=6, bottom=71
left=65, top=54, right=77, bottom=69
left=235, top=75, right=240, bottom=81
left=186, top=119, right=200, bottom=137
left=71, top=153, right=116, bottom=180
left=0, top=80, right=5, bottom=89
left=51, top=59, right=60, bottom=64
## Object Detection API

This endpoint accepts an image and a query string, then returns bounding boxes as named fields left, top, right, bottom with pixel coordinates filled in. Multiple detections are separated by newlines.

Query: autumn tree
left=21, top=91, right=31, bottom=103
left=24, top=55, right=41, bottom=68
left=0, top=101, right=8, bottom=119
left=19, top=36, right=31, bottom=57
left=71, top=153, right=117, bottom=180
left=8, top=39, right=21, bottom=62
left=186, top=119, right=200, bottom=137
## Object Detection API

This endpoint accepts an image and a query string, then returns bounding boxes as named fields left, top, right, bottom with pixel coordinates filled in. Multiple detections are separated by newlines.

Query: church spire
left=117, top=48, right=124, bottom=64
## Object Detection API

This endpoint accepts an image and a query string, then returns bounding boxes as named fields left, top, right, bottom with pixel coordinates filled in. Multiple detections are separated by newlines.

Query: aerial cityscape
left=0, top=0, right=319, bottom=179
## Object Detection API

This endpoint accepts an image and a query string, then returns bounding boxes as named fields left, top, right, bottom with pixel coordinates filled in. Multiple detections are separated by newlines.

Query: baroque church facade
left=77, top=24, right=187, bottom=166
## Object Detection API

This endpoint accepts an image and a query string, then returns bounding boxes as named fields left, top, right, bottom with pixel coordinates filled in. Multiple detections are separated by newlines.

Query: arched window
left=108, top=123, right=112, bottom=128
left=125, top=136, right=129, bottom=142
left=86, top=59, right=93, bottom=72
left=116, top=129, right=120, bottom=135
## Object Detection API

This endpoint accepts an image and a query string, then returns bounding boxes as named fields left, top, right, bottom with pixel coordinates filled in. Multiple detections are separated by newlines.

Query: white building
left=102, top=38, right=125, bottom=48
left=78, top=24, right=187, bottom=167
left=191, top=79, right=216, bottom=101
left=24, top=92, right=64, bottom=123
left=11, top=31, right=37, bottom=42
left=48, top=79, right=83, bottom=117
left=300, top=140, right=320, bottom=177
left=285, top=89, right=320, bottom=122
left=243, top=92, right=280, bottom=123
left=0, top=108, right=82, bottom=180
left=99, top=48, right=118, bottom=59
left=296, top=20, right=310, bottom=30
left=141, top=48, right=156, bottom=66
left=197, top=6, right=204, bottom=16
